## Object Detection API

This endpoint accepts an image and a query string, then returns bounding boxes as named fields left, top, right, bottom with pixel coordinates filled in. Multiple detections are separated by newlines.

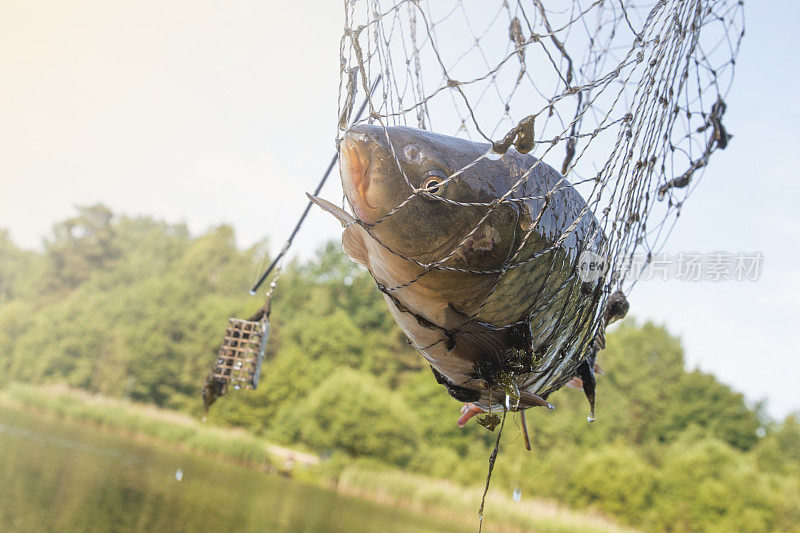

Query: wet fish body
left=312, top=124, right=608, bottom=412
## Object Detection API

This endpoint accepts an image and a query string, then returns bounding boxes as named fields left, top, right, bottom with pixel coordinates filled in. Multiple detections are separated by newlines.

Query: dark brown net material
left=335, top=0, right=743, bottom=411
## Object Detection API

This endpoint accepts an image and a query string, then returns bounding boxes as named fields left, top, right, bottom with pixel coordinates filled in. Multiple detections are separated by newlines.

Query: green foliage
left=650, top=436, right=776, bottom=532
left=0, top=205, right=797, bottom=532
left=658, top=369, right=762, bottom=450
left=0, top=384, right=277, bottom=469
left=566, top=445, right=657, bottom=523
left=274, top=368, right=419, bottom=465
left=44, top=204, right=119, bottom=291
left=754, top=414, right=800, bottom=477
left=0, top=229, right=39, bottom=303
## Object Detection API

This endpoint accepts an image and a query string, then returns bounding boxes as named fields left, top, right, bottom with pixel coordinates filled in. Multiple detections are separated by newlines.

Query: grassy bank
left=0, top=383, right=291, bottom=471
left=0, top=383, right=636, bottom=533
left=337, top=466, right=638, bottom=533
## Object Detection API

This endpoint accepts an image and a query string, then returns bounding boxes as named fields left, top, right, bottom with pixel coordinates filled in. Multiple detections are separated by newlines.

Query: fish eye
left=421, top=169, right=447, bottom=195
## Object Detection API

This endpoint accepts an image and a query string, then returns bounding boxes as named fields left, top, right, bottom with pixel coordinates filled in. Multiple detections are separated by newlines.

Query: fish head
left=339, top=124, right=519, bottom=267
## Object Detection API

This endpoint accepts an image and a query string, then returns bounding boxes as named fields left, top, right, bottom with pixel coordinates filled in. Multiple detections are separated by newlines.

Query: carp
left=310, top=124, right=626, bottom=422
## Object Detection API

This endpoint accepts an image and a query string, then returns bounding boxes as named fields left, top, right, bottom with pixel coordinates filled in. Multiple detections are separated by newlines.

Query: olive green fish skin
left=335, top=124, right=605, bottom=411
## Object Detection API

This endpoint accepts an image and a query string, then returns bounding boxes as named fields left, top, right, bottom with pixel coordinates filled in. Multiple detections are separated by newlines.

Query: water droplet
left=201, top=416, right=207, bottom=423
left=587, top=414, right=595, bottom=423
left=175, top=468, right=183, bottom=482
left=513, top=488, right=522, bottom=502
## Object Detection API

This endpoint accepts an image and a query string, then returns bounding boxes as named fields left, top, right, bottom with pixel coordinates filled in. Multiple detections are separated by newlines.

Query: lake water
left=0, top=407, right=467, bottom=532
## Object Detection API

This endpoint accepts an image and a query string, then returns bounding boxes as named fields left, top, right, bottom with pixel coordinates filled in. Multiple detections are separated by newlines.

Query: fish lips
left=339, top=125, right=396, bottom=225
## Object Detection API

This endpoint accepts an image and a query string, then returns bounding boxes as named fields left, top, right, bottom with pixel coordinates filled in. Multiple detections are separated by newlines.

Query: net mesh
left=335, top=0, right=743, bottom=407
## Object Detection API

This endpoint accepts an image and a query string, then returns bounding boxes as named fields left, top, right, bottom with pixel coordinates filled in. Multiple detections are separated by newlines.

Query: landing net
left=338, top=0, right=743, bottom=299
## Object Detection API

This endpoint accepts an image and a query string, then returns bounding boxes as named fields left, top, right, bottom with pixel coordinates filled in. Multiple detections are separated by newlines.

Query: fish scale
left=310, top=124, right=617, bottom=416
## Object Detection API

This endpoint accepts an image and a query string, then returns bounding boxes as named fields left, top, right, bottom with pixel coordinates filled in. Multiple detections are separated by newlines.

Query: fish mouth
left=340, top=124, right=475, bottom=261
left=340, top=126, right=383, bottom=223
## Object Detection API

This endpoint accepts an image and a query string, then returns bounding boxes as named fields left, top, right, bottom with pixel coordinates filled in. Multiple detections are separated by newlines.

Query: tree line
left=0, top=205, right=798, bottom=531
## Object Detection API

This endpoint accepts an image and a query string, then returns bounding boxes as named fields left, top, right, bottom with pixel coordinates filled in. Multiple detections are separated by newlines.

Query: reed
left=0, top=383, right=636, bottom=533
left=0, top=383, right=277, bottom=468
left=337, top=464, right=639, bottom=533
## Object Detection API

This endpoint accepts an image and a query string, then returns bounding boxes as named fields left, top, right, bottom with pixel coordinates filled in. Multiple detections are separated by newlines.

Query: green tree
left=754, top=414, right=800, bottom=476
left=274, top=368, right=419, bottom=466
left=658, top=369, right=762, bottom=450
left=44, top=204, right=119, bottom=291
left=0, top=230, right=39, bottom=303
left=1, top=205, right=798, bottom=533
left=565, top=444, right=657, bottom=523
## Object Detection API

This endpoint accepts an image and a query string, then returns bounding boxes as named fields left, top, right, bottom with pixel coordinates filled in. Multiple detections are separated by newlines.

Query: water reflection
left=0, top=408, right=465, bottom=533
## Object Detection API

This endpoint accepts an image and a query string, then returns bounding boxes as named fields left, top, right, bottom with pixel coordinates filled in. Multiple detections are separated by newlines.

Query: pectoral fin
left=307, top=193, right=369, bottom=267
left=342, top=224, right=369, bottom=267
left=306, top=193, right=356, bottom=227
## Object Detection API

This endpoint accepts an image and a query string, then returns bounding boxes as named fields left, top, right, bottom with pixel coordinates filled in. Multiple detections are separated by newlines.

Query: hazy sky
left=1, top=1, right=798, bottom=418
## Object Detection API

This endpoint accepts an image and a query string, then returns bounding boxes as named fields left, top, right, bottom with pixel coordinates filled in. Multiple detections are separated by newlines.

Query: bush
left=273, top=368, right=419, bottom=466
left=566, top=444, right=657, bottom=523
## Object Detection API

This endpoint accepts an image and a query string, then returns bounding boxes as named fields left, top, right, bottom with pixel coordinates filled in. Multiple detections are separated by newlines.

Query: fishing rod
left=249, top=74, right=382, bottom=295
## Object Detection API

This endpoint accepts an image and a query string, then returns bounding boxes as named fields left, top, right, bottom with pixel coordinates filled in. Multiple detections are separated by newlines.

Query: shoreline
left=0, top=383, right=636, bottom=533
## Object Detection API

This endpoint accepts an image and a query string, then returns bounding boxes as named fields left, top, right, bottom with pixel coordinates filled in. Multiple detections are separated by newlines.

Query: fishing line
left=478, top=407, right=506, bottom=533
left=249, top=74, right=383, bottom=295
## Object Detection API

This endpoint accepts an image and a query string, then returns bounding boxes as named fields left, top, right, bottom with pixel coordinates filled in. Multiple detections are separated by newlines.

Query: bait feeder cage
left=202, top=300, right=272, bottom=411
left=215, top=318, right=268, bottom=389
left=200, top=76, right=381, bottom=412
